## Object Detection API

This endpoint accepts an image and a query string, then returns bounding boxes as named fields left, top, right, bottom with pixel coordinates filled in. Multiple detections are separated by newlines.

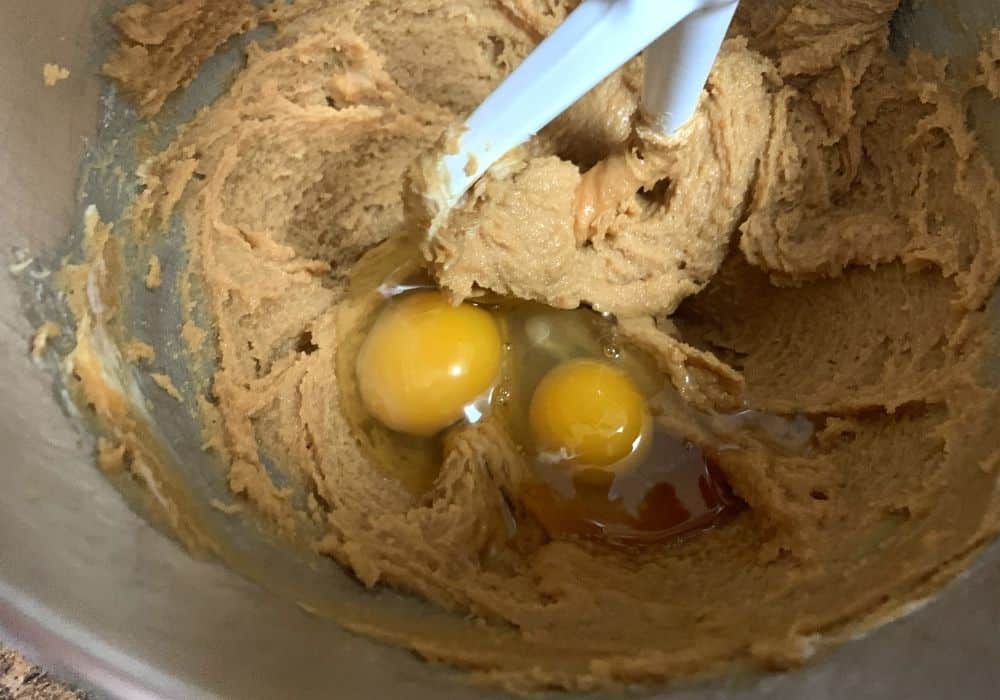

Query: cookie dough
left=65, top=0, right=1000, bottom=691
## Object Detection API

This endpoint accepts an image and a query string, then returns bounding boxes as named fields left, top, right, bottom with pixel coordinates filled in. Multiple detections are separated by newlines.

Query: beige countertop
left=1, top=646, right=86, bottom=700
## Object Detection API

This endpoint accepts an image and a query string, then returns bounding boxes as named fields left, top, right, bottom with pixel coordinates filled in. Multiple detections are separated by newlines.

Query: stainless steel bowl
left=1, top=1, right=998, bottom=698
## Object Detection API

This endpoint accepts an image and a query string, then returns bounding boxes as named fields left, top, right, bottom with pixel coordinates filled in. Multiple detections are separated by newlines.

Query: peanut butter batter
left=59, top=0, right=1000, bottom=691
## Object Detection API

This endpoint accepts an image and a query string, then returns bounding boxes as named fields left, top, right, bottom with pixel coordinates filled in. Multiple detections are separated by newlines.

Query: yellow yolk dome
left=529, top=358, right=652, bottom=473
left=356, top=291, right=503, bottom=437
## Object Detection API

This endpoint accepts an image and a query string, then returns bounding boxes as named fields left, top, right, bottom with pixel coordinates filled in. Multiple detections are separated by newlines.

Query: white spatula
left=427, top=0, right=740, bottom=223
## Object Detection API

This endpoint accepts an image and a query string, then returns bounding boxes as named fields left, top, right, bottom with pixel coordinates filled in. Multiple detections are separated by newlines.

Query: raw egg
left=356, top=290, right=502, bottom=437
left=528, top=358, right=652, bottom=477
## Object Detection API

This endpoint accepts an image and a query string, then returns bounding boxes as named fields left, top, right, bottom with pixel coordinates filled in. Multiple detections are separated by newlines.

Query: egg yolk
left=356, top=291, right=502, bottom=437
left=529, top=358, right=652, bottom=473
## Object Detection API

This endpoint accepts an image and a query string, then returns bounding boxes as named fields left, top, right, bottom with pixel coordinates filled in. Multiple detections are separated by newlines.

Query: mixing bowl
left=1, top=1, right=998, bottom=698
